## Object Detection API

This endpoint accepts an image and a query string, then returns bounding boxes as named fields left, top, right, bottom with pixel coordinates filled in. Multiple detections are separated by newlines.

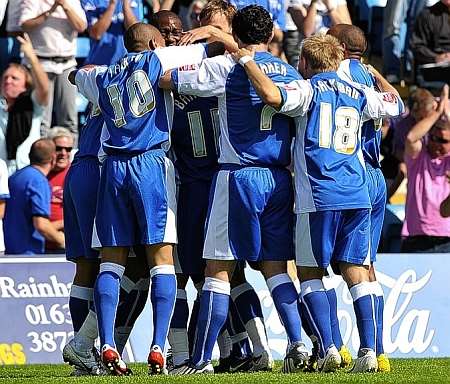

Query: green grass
left=1, top=359, right=450, bottom=384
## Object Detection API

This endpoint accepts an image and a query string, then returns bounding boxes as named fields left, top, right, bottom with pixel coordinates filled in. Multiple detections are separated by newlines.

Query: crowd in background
left=0, top=0, right=449, bottom=255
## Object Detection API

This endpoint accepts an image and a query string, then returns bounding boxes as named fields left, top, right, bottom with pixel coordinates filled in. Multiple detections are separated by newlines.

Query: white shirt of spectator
left=0, top=91, right=44, bottom=175
left=0, top=1, right=7, bottom=26
left=300, top=0, right=347, bottom=34
left=19, top=0, right=87, bottom=74
left=0, top=159, right=9, bottom=253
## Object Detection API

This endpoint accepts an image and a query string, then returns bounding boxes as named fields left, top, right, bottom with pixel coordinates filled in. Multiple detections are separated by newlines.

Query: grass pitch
left=1, top=359, right=449, bottom=384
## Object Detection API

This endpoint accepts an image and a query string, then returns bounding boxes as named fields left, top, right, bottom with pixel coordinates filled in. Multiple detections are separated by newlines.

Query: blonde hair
left=301, top=34, right=344, bottom=74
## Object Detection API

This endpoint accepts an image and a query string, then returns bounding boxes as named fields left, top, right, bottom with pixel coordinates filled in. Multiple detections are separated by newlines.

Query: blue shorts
left=175, top=181, right=211, bottom=277
left=203, top=166, right=294, bottom=262
left=64, top=157, right=100, bottom=261
left=96, top=150, right=177, bottom=247
left=367, top=165, right=386, bottom=262
left=295, top=209, right=371, bottom=268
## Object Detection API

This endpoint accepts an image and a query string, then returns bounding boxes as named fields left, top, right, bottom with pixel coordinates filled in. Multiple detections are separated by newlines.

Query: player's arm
left=33, top=216, right=65, bottom=248
left=231, top=48, right=312, bottom=114
left=178, top=26, right=238, bottom=53
left=366, top=64, right=399, bottom=97
left=68, top=65, right=106, bottom=105
left=233, top=50, right=283, bottom=108
left=159, top=55, right=232, bottom=97
left=405, top=85, right=449, bottom=159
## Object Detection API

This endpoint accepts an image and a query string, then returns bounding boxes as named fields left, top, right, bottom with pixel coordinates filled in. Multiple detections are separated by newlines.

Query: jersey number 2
left=318, top=102, right=360, bottom=155
left=106, top=70, right=155, bottom=127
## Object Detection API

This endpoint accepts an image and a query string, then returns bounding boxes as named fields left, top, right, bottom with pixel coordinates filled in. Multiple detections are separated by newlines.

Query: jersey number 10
left=106, top=70, right=155, bottom=127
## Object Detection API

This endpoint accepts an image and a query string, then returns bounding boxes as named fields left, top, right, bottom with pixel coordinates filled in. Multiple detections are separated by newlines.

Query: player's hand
left=17, top=33, right=35, bottom=60
left=231, top=48, right=255, bottom=63
left=178, top=26, right=214, bottom=45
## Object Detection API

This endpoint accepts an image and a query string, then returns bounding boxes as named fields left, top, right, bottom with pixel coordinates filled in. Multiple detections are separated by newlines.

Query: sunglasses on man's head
left=429, top=134, right=450, bottom=144
left=55, top=146, right=73, bottom=152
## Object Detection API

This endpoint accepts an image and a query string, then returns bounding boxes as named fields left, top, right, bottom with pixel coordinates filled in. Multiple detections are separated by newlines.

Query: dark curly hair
left=232, top=5, right=273, bottom=45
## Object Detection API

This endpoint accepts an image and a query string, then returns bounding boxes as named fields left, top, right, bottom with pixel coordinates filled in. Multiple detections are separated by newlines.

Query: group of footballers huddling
left=60, top=0, right=404, bottom=377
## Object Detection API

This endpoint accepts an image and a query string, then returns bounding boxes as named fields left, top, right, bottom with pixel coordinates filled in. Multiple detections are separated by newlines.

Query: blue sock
left=350, top=282, right=377, bottom=351
left=228, top=299, right=251, bottom=358
left=298, top=301, right=315, bottom=339
left=188, top=295, right=200, bottom=355
left=115, top=277, right=150, bottom=355
left=300, top=279, right=334, bottom=358
left=372, top=281, right=384, bottom=355
left=69, top=285, right=93, bottom=333
left=267, top=274, right=302, bottom=343
left=150, top=265, right=177, bottom=349
left=326, top=288, right=343, bottom=349
left=231, top=282, right=269, bottom=357
left=191, top=277, right=230, bottom=366
left=94, top=262, right=125, bottom=347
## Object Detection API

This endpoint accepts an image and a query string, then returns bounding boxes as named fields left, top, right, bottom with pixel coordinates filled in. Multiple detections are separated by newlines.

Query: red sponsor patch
left=282, top=84, right=297, bottom=91
left=178, top=64, right=198, bottom=72
left=383, top=93, right=397, bottom=103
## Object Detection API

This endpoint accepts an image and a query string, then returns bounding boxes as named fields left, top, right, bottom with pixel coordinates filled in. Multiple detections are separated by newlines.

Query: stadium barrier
left=0, top=253, right=448, bottom=364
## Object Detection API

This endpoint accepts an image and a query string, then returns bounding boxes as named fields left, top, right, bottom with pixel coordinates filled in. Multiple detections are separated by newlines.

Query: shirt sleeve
left=29, top=178, right=51, bottom=218
left=75, top=66, right=107, bottom=105
left=362, top=87, right=405, bottom=121
left=154, top=44, right=208, bottom=73
left=174, top=54, right=235, bottom=97
left=278, top=79, right=314, bottom=117
left=0, top=160, right=9, bottom=200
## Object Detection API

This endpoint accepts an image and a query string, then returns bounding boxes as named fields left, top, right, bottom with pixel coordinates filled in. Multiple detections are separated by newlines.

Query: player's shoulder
left=338, top=59, right=375, bottom=88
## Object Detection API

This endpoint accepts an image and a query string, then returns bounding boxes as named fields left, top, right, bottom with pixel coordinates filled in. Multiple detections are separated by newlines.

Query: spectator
left=46, top=127, right=74, bottom=252
left=382, top=88, right=436, bottom=200
left=302, top=0, right=351, bottom=37
left=382, top=0, right=427, bottom=84
left=0, top=158, right=9, bottom=253
left=4, top=139, right=65, bottom=255
left=286, top=0, right=307, bottom=68
left=81, top=0, right=140, bottom=65
left=0, top=34, right=49, bottom=175
left=401, top=85, right=450, bottom=252
left=20, top=0, right=87, bottom=137
left=410, top=0, right=450, bottom=84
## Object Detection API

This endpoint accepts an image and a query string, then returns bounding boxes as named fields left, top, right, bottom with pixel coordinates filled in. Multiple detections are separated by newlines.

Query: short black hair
left=232, top=5, right=273, bottom=45
left=29, top=139, right=55, bottom=165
